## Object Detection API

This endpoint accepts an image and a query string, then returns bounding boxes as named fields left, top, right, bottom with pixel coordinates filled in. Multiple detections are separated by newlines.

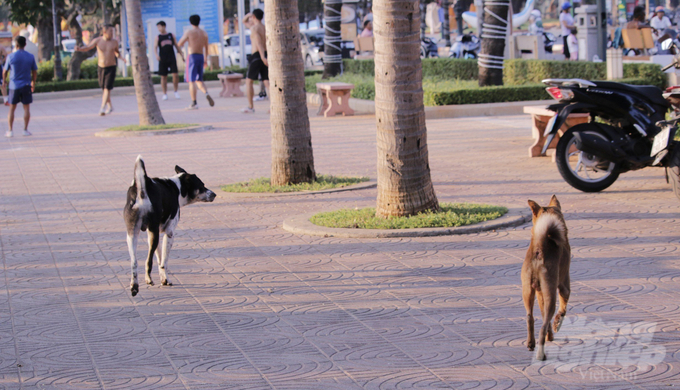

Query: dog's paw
left=553, top=314, right=564, bottom=333
left=535, top=346, right=546, bottom=361
left=161, top=279, right=172, bottom=286
left=130, top=283, right=139, bottom=297
left=146, top=278, right=154, bottom=286
left=527, top=339, right=535, bottom=351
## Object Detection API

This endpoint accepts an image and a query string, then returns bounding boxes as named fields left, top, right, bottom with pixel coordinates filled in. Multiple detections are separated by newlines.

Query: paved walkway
left=1, top=93, right=679, bottom=389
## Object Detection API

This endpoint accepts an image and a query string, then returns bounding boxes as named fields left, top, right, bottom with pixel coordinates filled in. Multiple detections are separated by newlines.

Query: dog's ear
left=548, top=194, right=561, bottom=210
left=175, top=165, right=187, bottom=174
left=528, top=200, right=541, bottom=217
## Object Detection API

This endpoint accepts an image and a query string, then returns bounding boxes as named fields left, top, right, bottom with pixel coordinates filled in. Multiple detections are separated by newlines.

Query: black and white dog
left=124, top=156, right=215, bottom=296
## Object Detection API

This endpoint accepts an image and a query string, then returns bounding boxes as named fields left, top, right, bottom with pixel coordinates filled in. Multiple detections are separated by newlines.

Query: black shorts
left=158, top=57, right=178, bottom=76
left=246, top=51, right=268, bottom=81
left=9, top=85, right=32, bottom=105
left=98, top=65, right=117, bottom=90
left=563, top=36, right=570, bottom=60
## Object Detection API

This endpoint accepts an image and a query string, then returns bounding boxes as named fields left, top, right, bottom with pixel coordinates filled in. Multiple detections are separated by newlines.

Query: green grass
left=106, top=123, right=198, bottom=132
left=221, top=174, right=370, bottom=193
left=310, top=203, right=508, bottom=229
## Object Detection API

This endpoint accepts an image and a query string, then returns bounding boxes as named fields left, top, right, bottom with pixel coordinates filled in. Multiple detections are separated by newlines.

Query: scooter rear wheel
left=555, top=125, right=621, bottom=192
left=668, top=144, right=680, bottom=202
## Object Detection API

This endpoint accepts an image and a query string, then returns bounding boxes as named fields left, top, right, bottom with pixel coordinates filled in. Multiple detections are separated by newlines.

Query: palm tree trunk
left=322, top=0, right=342, bottom=79
left=478, top=0, right=509, bottom=86
left=265, top=0, right=316, bottom=186
left=124, top=0, right=165, bottom=125
left=374, top=0, right=439, bottom=218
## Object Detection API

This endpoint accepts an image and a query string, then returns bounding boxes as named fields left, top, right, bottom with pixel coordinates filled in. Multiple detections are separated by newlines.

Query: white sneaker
left=23, top=130, right=31, bottom=136
left=254, top=95, right=267, bottom=101
left=241, top=107, right=255, bottom=113
left=186, top=103, right=198, bottom=110
left=162, top=94, right=168, bottom=101
left=105, top=105, right=113, bottom=115
left=174, top=91, right=181, bottom=99
left=5, top=130, right=12, bottom=138
left=99, top=108, right=106, bottom=116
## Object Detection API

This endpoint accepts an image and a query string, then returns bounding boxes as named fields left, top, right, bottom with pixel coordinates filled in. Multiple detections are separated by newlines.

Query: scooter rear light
left=546, top=87, right=574, bottom=102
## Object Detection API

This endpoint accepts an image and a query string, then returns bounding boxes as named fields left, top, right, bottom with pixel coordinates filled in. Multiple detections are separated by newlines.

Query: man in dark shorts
left=154, top=21, right=184, bottom=100
left=75, top=25, right=125, bottom=115
left=3, top=36, right=37, bottom=137
left=242, top=9, right=269, bottom=113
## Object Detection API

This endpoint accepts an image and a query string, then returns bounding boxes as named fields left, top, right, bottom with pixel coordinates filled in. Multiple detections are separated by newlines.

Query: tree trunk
left=441, top=0, right=451, bottom=46
left=265, top=0, right=316, bottom=186
left=478, top=0, right=509, bottom=86
left=321, top=0, right=342, bottom=79
left=374, top=0, right=439, bottom=218
left=124, top=0, right=165, bottom=125
left=37, top=15, right=54, bottom=62
left=67, top=11, right=96, bottom=80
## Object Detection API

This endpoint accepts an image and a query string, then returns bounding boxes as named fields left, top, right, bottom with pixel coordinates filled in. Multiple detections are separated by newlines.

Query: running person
left=154, top=21, right=184, bottom=100
left=177, top=14, right=214, bottom=109
left=75, top=24, right=126, bottom=115
left=242, top=9, right=269, bottom=113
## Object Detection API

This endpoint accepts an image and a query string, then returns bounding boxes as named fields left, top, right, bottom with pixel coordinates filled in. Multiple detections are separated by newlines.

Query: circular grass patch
left=105, top=123, right=198, bottom=132
left=221, top=175, right=370, bottom=193
left=309, top=203, right=508, bottom=229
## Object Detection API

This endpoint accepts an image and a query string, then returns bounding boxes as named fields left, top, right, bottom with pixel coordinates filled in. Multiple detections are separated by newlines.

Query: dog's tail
left=134, top=155, right=148, bottom=201
left=533, top=213, right=567, bottom=246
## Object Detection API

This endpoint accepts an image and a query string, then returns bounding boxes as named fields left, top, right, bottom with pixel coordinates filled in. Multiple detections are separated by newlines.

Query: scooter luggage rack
left=542, top=78, right=597, bottom=88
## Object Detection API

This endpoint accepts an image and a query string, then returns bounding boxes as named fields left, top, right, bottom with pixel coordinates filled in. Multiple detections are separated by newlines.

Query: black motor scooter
left=541, top=76, right=680, bottom=197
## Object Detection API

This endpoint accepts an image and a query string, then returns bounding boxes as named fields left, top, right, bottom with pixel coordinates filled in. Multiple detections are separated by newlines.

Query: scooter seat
left=595, top=81, right=670, bottom=108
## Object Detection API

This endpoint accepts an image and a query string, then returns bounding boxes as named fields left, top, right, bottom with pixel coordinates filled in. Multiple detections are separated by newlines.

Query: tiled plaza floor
left=0, top=92, right=679, bottom=389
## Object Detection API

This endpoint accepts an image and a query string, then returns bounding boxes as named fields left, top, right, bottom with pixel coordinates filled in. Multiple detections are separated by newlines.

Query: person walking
left=3, top=36, right=37, bottom=138
left=241, top=9, right=269, bottom=114
left=75, top=24, right=126, bottom=116
left=178, top=14, right=214, bottom=110
left=154, top=21, right=184, bottom=100
left=453, top=0, right=465, bottom=36
left=559, top=2, right=574, bottom=60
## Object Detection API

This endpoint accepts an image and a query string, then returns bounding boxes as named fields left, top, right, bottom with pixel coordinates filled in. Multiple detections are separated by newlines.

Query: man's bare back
left=250, top=22, right=267, bottom=61
left=179, top=28, right=208, bottom=56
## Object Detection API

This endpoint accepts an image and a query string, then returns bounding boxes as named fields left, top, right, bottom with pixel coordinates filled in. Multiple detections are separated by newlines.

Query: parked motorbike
left=421, top=37, right=439, bottom=59
left=541, top=77, right=680, bottom=198
left=449, top=33, right=480, bottom=59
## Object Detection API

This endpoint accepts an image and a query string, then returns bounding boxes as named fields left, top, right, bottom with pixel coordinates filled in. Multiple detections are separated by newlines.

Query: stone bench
left=524, top=106, right=590, bottom=160
left=316, top=82, right=355, bottom=117
left=217, top=73, right=244, bottom=97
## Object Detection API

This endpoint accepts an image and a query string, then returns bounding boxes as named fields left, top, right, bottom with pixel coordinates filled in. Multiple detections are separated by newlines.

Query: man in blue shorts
left=178, top=14, right=214, bottom=110
left=4, top=36, right=37, bottom=138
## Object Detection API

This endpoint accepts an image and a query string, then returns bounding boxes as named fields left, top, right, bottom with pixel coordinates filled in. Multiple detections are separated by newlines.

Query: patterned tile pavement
left=1, top=92, right=679, bottom=389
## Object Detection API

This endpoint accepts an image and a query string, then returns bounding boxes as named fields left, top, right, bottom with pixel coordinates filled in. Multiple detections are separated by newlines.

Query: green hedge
left=37, top=58, right=99, bottom=82
left=504, top=59, right=666, bottom=89
left=342, top=58, right=478, bottom=80
left=423, top=77, right=653, bottom=106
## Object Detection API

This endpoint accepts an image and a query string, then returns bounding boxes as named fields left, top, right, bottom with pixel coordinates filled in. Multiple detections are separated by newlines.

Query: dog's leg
left=536, top=291, right=553, bottom=342
left=522, top=282, right=536, bottom=351
left=159, top=231, right=174, bottom=286
left=145, top=229, right=160, bottom=285
left=554, top=276, right=570, bottom=333
left=127, top=231, right=140, bottom=296
left=536, top=289, right=556, bottom=361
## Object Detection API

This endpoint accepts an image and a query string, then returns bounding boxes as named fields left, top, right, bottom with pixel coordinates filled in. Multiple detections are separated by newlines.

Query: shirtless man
left=177, top=14, right=214, bottom=110
left=75, top=25, right=126, bottom=115
left=242, top=8, right=269, bottom=113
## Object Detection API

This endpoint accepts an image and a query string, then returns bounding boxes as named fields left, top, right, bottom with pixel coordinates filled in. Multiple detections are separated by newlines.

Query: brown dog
left=521, top=195, right=571, bottom=361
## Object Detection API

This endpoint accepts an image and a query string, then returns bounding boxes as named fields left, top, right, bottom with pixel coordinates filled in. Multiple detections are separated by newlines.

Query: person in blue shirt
left=3, top=36, right=37, bottom=138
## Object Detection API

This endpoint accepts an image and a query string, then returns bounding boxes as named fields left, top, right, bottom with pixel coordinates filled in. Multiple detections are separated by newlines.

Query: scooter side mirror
left=662, top=38, right=673, bottom=50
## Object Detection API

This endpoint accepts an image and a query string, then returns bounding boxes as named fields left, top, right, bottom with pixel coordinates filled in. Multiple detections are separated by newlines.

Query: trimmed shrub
left=504, top=59, right=666, bottom=89
left=342, top=58, right=479, bottom=80
left=423, top=77, right=653, bottom=106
